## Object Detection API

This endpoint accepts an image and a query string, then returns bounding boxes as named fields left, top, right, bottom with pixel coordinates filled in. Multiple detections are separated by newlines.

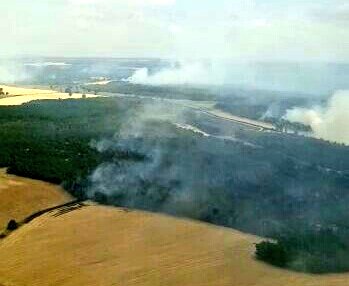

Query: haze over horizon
left=0, top=0, right=348, bottom=62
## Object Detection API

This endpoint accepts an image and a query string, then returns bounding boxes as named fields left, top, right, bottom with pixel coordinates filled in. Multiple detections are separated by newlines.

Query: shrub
left=255, top=241, right=288, bottom=267
left=7, top=219, right=18, bottom=231
left=256, top=231, right=349, bottom=273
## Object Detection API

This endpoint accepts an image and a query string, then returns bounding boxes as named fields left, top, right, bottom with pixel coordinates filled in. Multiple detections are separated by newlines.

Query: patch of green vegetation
left=256, top=241, right=287, bottom=267
left=88, top=82, right=217, bottom=101
left=256, top=230, right=349, bottom=273
left=265, top=118, right=312, bottom=133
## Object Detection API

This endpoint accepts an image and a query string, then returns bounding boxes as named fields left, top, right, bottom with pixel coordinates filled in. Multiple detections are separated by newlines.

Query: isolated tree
left=7, top=219, right=18, bottom=231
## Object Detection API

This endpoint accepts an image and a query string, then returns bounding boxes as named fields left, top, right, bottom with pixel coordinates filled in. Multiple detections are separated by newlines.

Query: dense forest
left=89, top=81, right=217, bottom=101
left=0, top=98, right=139, bottom=198
left=1, top=97, right=349, bottom=273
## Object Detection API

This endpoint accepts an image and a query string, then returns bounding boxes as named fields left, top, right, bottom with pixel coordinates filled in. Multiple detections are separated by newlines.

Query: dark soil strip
left=22, top=199, right=84, bottom=224
left=0, top=199, right=86, bottom=240
left=51, top=203, right=86, bottom=217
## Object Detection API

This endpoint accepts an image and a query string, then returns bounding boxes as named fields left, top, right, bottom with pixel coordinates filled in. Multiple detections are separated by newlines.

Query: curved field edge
left=1, top=204, right=349, bottom=286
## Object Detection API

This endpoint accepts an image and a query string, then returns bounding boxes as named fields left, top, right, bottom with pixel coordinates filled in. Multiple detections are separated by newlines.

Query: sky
left=0, top=0, right=348, bottom=61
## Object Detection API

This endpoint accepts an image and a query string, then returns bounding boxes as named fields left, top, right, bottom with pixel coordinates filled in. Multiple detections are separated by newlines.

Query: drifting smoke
left=90, top=101, right=186, bottom=200
left=125, top=61, right=227, bottom=86
left=284, top=90, right=349, bottom=145
left=125, top=61, right=349, bottom=94
left=87, top=95, right=349, bottom=236
left=0, top=63, right=29, bottom=83
left=89, top=101, right=238, bottom=224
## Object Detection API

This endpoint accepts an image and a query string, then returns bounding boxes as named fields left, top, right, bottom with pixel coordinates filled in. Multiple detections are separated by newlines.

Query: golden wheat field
left=0, top=188, right=348, bottom=285
left=0, top=85, right=99, bottom=106
left=0, top=169, right=72, bottom=228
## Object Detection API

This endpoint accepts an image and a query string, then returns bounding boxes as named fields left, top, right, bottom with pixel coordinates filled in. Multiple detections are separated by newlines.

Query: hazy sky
left=0, top=0, right=348, bottom=61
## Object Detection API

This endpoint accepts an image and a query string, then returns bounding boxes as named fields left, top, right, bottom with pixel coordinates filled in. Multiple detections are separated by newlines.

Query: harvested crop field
left=0, top=168, right=72, bottom=228
left=0, top=203, right=348, bottom=286
left=0, top=85, right=99, bottom=106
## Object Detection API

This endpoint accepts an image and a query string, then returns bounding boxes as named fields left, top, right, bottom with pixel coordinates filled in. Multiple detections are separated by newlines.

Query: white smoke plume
left=125, top=61, right=227, bottom=86
left=88, top=100, right=241, bottom=225
left=0, top=61, right=32, bottom=84
left=0, top=67, right=15, bottom=83
left=284, top=90, right=349, bottom=145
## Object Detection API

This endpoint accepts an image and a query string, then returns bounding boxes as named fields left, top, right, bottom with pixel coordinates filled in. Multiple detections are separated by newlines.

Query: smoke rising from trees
left=285, top=90, right=349, bottom=145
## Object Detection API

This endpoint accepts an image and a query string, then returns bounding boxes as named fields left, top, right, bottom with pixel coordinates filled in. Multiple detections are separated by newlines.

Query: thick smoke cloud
left=284, top=90, right=349, bottom=145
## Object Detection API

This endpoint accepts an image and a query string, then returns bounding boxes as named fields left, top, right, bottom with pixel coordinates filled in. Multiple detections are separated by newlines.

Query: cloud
left=69, top=0, right=175, bottom=6
left=312, top=3, right=349, bottom=24
left=129, top=0, right=176, bottom=6
left=67, top=0, right=176, bottom=32
left=1, top=1, right=348, bottom=60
